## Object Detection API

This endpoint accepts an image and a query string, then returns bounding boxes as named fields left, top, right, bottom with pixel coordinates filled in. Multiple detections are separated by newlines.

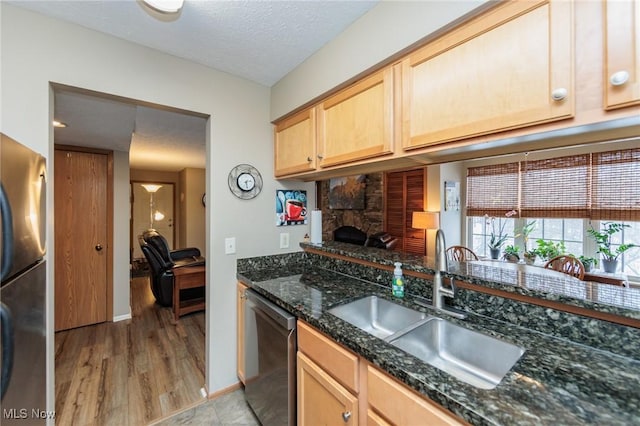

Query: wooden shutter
left=384, top=169, right=425, bottom=255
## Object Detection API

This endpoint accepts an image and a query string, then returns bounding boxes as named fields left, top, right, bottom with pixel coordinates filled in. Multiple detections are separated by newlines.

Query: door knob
left=95, top=244, right=103, bottom=251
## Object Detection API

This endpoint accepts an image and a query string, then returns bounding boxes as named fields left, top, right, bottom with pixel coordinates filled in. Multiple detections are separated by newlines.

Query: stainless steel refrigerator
left=1, top=133, right=47, bottom=424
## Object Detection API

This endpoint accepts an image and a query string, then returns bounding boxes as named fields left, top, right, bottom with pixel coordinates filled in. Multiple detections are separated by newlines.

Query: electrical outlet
left=225, top=237, right=236, bottom=254
left=280, top=233, right=290, bottom=249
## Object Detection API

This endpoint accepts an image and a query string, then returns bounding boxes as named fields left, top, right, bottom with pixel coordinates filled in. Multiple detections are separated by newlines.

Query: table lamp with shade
left=412, top=211, right=440, bottom=257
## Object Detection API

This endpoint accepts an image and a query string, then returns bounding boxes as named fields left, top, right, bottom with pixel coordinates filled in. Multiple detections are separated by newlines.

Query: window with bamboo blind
left=466, top=162, right=519, bottom=218
left=521, top=154, right=590, bottom=218
left=466, top=147, right=640, bottom=221
left=592, top=148, right=640, bottom=221
left=384, top=169, right=425, bottom=255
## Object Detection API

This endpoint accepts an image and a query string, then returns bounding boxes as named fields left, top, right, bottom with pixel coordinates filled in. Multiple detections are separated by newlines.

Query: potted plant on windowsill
left=517, top=220, right=537, bottom=265
left=523, top=249, right=538, bottom=265
left=487, top=210, right=516, bottom=259
left=534, top=239, right=566, bottom=262
left=578, top=255, right=597, bottom=273
left=587, top=222, right=637, bottom=273
left=502, top=245, right=520, bottom=263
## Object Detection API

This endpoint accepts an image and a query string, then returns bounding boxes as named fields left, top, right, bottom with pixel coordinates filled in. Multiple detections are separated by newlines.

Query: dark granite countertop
left=237, top=265, right=640, bottom=426
left=301, top=241, right=640, bottom=321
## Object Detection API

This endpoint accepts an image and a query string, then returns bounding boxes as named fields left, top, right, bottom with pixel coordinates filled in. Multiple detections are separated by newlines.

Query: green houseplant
left=523, top=248, right=538, bottom=265
left=502, top=245, right=520, bottom=263
left=487, top=210, right=516, bottom=259
left=587, top=222, right=637, bottom=273
left=578, top=255, right=597, bottom=273
left=517, top=220, right=538, bottom=264
left=534, top=239, right=566, bottom=261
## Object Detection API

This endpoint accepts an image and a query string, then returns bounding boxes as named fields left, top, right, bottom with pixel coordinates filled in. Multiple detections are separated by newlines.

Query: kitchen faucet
left=430, top=229, right=467, bottom=319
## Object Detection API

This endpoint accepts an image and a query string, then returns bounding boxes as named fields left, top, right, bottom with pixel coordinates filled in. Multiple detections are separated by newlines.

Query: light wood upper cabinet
left=274, top=108, right=317, bottom=177
left=317, top=67, right=396, bottom=168
left=604, top=0, right=640, bottom=109
left=298, top=352, right=358, bottom=426
left=401, top=0, right=574, bottom=150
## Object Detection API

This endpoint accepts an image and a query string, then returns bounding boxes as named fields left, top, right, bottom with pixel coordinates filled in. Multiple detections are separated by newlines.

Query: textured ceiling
left=13, top=0, right=379, bottom=171
left=11, top=0, right=379, bottom=87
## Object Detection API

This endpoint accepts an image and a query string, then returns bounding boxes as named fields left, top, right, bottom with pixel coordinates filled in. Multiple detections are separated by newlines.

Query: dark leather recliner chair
left=138, top=231, right=205, bottom=307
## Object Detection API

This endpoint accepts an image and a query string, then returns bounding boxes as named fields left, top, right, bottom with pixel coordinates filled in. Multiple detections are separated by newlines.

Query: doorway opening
left=52, top=83, right=209, bottom=423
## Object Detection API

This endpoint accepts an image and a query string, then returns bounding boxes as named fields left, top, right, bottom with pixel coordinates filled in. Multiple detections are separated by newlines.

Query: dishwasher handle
left=246, top=289, right=296, bottom=330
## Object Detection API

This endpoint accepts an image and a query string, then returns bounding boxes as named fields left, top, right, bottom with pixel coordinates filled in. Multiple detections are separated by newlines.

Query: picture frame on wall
left=276, top=189, right=308, bottom=226
left=329, top=175, right=366, bottom=209
left=444, top=181, right=460, bottom=211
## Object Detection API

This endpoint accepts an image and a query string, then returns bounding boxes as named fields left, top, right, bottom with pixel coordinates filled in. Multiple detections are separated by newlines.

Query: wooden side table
left=172, top=265, right=206, bottom=321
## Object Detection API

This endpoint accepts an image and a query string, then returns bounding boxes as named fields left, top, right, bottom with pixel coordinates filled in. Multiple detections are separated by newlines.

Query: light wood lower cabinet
left=367, top=366, right=465, bottom=426
left=367, top=408, right=392, bottom=426
left=297, top=320, right=465, bottom=426
left=298, top=352, right=359, bottom=426
left=236, top=281, right=248, bottom=384
left=604, top=0, right=640, bottom=110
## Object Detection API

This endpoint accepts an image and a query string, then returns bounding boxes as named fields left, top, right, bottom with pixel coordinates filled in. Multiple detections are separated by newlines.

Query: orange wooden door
left=55, top=149, right=108, bottom=331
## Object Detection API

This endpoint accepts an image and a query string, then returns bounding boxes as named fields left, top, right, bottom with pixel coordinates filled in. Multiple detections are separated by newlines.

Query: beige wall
left=131, top=169, right=182, bottom=251
left=179, top=167, right=206, bottom=255
left=1, top=3, right=312, bottom=411
left=271, top=0, right=489, bottom=119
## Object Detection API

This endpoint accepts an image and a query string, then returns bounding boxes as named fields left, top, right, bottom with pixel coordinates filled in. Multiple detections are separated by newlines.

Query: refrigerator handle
left=0, top=183, right=14, bottom=282
left=0, top=301, right=14, bottom=400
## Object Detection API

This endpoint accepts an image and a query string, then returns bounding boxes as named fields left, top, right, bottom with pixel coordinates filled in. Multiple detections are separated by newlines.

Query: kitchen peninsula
left=237, top=243, right=640, bottom=425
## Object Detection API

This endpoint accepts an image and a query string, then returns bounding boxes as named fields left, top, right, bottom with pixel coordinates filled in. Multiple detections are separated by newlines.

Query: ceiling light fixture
left=142, top=0, right=184, bottom=14
left=52, top=120, right=67, bottom=128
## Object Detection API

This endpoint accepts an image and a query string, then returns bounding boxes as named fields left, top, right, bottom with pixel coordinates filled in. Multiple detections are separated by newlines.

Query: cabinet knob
left=307, top=156, right=312, bottom=162
left=610, top=70, right=630, bottom=87
left=341, top=411, right=351, bottom=422
left=317, top=154, right=324, bottom=160
left=551, top=88, right=568, bottom=101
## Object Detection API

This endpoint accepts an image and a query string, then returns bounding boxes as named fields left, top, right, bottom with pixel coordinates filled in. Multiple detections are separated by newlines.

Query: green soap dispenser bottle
left=392, top=262, right=405, bottom=298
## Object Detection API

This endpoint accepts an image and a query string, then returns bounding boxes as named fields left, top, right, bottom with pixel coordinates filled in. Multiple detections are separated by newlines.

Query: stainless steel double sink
left=328, top=295, right=525, bottom=389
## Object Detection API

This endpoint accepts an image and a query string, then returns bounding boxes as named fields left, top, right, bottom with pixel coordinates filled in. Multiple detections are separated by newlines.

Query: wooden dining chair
left=446, top=246, right=479, bottom=262
left=543, top=255, right=585, bottom=280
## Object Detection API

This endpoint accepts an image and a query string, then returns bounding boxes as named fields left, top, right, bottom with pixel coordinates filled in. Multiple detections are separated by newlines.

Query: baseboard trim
left=206, top=382, right=242, bottom=400
left=113, top=311, right=132, bottom=322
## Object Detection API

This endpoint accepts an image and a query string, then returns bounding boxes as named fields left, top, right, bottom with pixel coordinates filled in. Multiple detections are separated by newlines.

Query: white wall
left=271, top=0, right=488, bottom=119
left=0, top=4, right=313, bottom=411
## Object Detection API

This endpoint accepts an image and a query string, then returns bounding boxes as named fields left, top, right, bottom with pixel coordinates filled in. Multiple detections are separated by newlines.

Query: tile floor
left=151, top=389, right=260, bottom=426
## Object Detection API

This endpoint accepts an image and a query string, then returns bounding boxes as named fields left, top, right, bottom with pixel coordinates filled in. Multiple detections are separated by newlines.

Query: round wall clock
left=228, top=164, right=263, bottom=200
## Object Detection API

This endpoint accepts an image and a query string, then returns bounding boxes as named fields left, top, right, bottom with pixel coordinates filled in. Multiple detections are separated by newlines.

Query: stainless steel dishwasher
left=244, top=289, right=296, bottom=426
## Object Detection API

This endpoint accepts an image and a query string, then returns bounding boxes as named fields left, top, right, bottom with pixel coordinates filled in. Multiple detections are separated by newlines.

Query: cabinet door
left=367, top=409, right=392, bottom=426
left=317, top=67, right=395, bottom=168
left=274, top=108, right=316, bottom=177
left=604, top=0, right=640, bottom=109
left=367, top=366, right=464, bottom=426
left=298, top=352, right=358, bottom=426
left=402, top=0, right=573, bottom=150
left=236, top=281, right=248, bottom=384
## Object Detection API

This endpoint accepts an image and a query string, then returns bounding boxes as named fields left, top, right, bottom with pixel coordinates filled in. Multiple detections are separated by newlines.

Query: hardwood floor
left=55, top=276, right=206, bottom=425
